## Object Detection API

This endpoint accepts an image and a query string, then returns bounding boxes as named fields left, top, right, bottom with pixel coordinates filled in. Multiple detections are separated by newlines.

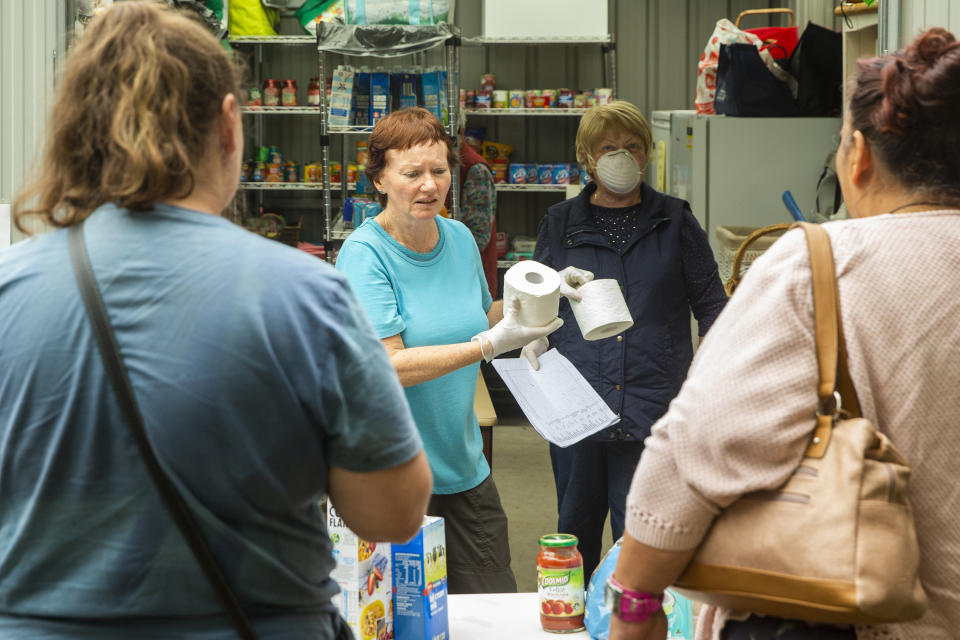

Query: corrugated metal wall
left=901, top=0, right=960, bottom=41
left=0, top=0, right=64, bottom=241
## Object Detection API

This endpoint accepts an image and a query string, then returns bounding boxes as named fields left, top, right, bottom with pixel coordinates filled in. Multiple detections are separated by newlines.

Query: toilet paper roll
left=569, top=279, right=634, bottom=341
left=503, top=260, right=562, bottom=327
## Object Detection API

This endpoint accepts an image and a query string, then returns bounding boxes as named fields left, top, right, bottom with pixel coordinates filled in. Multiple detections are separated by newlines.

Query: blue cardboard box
left=391, top=516, right=449, bottom=640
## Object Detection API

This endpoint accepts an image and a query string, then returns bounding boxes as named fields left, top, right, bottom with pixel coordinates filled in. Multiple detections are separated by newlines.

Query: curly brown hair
left=13, top=1, right=243, bottom=234
left=847, top=28, right=960, bottom=203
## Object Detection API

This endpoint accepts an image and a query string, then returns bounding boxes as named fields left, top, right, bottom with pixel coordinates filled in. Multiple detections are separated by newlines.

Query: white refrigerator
left=690, top=115, right=842, bottom=254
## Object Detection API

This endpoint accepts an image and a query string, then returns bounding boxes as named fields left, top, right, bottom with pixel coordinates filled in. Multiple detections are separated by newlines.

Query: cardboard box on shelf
left=327, top=504, right=394, bottom=640
left=391, top=516, right=449, bottom=640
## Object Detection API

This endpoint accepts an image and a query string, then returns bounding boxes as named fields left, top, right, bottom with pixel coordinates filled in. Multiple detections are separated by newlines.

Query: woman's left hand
left=609, top=610, right=668, bottom=640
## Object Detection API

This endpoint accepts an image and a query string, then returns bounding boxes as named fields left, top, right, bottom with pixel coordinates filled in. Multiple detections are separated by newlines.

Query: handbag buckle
left=816, top=391, right=842, bottom=418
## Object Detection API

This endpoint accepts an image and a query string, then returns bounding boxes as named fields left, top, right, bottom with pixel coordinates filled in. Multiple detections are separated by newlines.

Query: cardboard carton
left=327, top=504, right=394, bottom=640
left=391, top=516, right=449, bottom=640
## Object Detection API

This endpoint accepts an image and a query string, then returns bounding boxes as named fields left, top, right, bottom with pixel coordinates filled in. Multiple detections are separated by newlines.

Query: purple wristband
left=603, top=575, right=663, bottom=623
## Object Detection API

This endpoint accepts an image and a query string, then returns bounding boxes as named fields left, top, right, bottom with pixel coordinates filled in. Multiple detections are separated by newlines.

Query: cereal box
left=327, top=503, right=394, bottom=640
left=391, top=516, right=449, bottom=640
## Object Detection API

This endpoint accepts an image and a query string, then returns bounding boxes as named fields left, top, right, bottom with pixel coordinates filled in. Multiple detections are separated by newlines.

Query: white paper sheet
left=492, top=349, right=619, bottom=447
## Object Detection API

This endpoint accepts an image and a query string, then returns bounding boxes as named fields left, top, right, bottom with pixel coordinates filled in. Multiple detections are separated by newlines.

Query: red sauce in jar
left=537, top=534, right=585, bottom=633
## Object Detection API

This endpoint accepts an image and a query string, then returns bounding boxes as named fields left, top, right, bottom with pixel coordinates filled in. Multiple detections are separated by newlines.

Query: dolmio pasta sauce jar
left=537, top=534, right=586, bottom=633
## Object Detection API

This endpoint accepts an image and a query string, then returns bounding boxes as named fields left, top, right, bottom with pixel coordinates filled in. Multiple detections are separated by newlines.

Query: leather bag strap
left=797, top=222, right=861, bottom=458
left=68, top=223, right=259, bottom=640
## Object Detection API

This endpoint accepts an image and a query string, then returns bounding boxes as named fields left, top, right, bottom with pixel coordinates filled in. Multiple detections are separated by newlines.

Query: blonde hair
left=13, top=1, right=243, bottom=233
left=575, top=100, right=653, bottom=179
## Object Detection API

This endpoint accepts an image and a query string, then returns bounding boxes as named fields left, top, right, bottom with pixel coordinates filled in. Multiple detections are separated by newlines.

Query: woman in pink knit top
left=606, top=28, right=960, bottom=640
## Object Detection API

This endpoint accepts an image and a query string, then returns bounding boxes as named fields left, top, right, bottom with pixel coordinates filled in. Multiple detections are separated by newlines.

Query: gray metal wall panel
left=1, top=0, right=61, bottom=241
left=900, top=0, right=960, bottom=41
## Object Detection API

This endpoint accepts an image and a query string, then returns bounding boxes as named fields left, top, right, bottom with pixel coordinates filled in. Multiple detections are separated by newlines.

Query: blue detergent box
left=391, top=516, right=449, bottom=640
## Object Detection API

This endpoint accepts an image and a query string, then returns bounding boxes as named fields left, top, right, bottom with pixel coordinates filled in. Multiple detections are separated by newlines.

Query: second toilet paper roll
left=569, top=279, right=634, bottom=340
left=503, top=260, right=562, bottom=327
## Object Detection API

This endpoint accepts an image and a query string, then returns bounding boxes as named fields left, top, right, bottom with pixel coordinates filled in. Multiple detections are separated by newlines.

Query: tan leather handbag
left=673, top=222, right=928, bottom=624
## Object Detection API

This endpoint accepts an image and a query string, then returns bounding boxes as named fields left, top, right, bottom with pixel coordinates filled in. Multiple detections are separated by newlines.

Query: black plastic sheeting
left=315, top=22, right=459, bottom=57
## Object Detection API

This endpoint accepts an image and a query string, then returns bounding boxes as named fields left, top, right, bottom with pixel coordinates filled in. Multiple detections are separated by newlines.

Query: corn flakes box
left=391, top=516, right=449, bottom=640
left=327, top=503, right=393, bottom=640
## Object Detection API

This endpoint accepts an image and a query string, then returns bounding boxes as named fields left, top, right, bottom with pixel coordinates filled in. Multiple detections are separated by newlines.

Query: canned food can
left=538, top=164, right=554, bottom=184
left=508, top=90, right=525, bottom=109
left=492, top=90, right=509, bottom=109
left=508, top=163, right=527, bottom=184
left=595, top=88, right=614, bottom=105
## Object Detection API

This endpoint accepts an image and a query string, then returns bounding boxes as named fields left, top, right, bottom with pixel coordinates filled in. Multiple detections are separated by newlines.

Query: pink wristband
left=603, top=575, right=663, bottom=623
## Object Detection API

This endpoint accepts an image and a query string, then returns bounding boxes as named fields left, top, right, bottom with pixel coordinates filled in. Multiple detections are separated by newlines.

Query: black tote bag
left=714, top=42, right=798, bottom=117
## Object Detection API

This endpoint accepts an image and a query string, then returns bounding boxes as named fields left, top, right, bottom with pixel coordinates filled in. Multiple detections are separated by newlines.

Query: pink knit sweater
left=625, top=211, right=960, bottom=640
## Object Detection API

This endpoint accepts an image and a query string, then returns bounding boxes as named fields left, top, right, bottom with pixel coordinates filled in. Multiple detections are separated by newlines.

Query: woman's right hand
left=557, top=266, right=594, bottom=301
left=520, top=337, right=549, bottom=370
left=474, top=299, right=563, bottom=361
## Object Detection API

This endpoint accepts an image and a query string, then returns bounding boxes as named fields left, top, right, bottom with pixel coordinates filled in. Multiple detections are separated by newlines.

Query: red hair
left=364, top=107, right=458, bottom=207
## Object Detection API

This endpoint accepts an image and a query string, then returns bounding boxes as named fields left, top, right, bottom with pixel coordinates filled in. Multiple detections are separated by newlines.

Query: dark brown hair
left=848, top=28, right=960, bottom=202
left=364, top=107, right=458, bottom=207
left=13, top=1, right=243, bottom=233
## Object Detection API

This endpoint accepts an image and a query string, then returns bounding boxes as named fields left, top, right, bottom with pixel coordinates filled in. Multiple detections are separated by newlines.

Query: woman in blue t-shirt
left=336, top=107, right=562, bottom=594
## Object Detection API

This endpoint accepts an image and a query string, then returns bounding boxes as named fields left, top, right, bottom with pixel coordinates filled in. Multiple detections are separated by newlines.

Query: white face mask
left=594, top=148, right=643, bottom=194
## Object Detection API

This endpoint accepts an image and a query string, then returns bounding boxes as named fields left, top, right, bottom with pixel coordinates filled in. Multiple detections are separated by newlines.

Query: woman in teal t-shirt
left=336, top=108, right=561, bottom=594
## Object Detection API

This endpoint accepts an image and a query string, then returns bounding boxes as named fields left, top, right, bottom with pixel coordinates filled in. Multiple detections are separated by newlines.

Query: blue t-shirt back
left=0, top=204, right=422, bottom=638
left=335, top=216, right=492, bottom=494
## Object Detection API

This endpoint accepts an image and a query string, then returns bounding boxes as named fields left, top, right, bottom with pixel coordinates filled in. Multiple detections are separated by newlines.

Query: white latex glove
left=474, top=299, right=563, bottom=362
left=557, top=266, right=594, bottom=301
left=520, top=337, right=549, bottom=371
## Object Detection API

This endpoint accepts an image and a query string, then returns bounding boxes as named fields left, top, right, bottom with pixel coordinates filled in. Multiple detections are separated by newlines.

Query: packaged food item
left=281, top=79, right=298, bottom=106
left=351, top=71, right=371, bottom=126
left=492, top=89, right=508, bottom=109
left=266, top=163, right=283, bottom=183
left=569, top=164, right=581, bottom=184
left=508, top=163, right=527, bottom=184
left=370, top=71, right=391, bottom=126
left=347, top=164, right=358, bottom=185
left=247, top=87, right=262, bottom=107
left=480, top=72, right=496, bottom=92
left=525, top=89, right=539, bottom=108
left=304, top=162, right=320, bottom=183
left=307, top=77, right=321, bottom=106
left=532, top=94, right=549, bottom=108
left=392, top=516, right=449, bottom=640
left=240, top=160, right=251, bottom=182
left=464, top=127, right=486, bottom=152
left=538, top=164, right=554, bottom=184
left=327, top=504, right=394, bottom=640
left=557, top=88, right=574, bottom=108
left=491, top=158, right=508, bottom=184
left=356, top=140, right=368, bottom=166
left=256, top=146, right=270, bottom=163
left=331, top=162, right=342, bottom=184
left=524, top=163, right=538, bottom=184
left=263, top=79, right=280, bottom=106
left=392, top=71, right=420, bottom=110
left=329, top=65, right=355, bottom=127
left=481, top=140, right=514, bottom=163
left=253, top=161, right=265, bottom=182
left=475, top=90, right=492, bottom=109
left=595, top=88, right=614, bottom=105
left=284, top=161, right=299, bottom=183
left=494, top=231, right=508, bottom=257
left=574, top=93, right=591, bottom=108
left=508, top=89, right=525, bottom=109
left=538, top=533, right=586, bottom=633
left=269, top=146, right=283, bottom=165
left=552, top=163, right=571, bottom=184
left=420, top=70, right=443, bottom=122
left=541, top=89, right=556, bottom=108
left=465, top=89, right=476, bottom=109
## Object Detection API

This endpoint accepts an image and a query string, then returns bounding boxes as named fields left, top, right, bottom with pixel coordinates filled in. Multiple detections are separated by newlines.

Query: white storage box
left=482, top=0, right=609, bottom=39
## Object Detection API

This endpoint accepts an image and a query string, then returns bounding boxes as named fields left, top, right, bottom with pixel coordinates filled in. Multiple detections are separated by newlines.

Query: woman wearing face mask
left=528, top=100, right=727, bottom=583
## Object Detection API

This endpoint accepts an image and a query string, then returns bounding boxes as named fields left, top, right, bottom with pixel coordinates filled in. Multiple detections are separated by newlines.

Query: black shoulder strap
left=68, top=223, right=258, bottom=640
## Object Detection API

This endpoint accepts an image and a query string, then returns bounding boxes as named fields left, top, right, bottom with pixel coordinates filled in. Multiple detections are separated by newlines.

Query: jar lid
left=539, top=533, right=578, bottom=548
